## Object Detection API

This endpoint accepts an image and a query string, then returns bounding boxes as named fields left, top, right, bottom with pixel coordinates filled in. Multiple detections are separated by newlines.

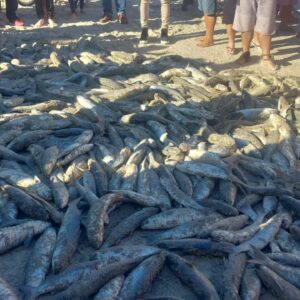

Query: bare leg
left=236, top=31, right=253, bottom=64
left=242, top=31, right=253, bottom=52
left=253, top=31, right=260, bottom=45
left=197, top=15, right=215, bottom=47
left=195, top=16, right=207, bottom=42
left=226, top=24, right=235, bottom=54
left=258, top=33, right=278, bottom=71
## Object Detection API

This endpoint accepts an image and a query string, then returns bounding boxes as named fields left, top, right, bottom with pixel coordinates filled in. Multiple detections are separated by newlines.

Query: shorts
left=223, top=0, right=237, bottom=24
left=233, top=0, right=277, bottom=35
left=197, top=0, right=217, bottom=16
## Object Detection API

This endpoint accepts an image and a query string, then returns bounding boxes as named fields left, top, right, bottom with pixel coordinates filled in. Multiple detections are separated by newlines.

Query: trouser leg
left=80, top=0, right=85, bottom=10
left=35, top=0, right=46, bottom=19
left=69, top=0, right=77, bottom=12
left=5, top=0, right=18, bottom=22
left=115, top=0, right=126, bottom=15
left=103, top=0, right=113, bottom=15
left=47, top=0, right=55, bottom=19
left=140, top=0, right=149, bottom=28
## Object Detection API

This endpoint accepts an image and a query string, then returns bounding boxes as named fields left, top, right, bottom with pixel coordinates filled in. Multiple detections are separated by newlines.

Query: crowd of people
left=2, top=0, right=299, bottom=71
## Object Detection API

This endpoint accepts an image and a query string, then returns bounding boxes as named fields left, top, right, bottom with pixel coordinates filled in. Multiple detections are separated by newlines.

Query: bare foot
left=34, top=19, right=45, bottom=28
left=195, top=35, right=206, bottom=42
left=196, top=39, right=214, bottom=47
left=48, top=19, right=57, bottom=28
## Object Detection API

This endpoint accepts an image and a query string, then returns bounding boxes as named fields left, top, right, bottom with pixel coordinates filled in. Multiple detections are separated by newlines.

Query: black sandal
left=236, top=51, right=250, bottom=65
left=261, top=54, right=279, bottom=71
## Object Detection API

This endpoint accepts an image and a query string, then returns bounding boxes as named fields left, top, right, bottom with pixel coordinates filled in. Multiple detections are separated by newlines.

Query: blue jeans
left=69, top=0, right=85, bottom=13
left=103, top=0, right=126, bottom=15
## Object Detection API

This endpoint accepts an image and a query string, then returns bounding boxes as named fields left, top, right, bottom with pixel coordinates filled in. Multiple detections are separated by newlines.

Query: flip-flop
left=236, top=51, right=250, bottom=65
left=226, top=46, right=236, bottom=55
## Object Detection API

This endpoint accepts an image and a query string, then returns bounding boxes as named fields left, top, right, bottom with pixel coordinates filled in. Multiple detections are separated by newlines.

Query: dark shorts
left=222, top=0, right=237, bottom=24
left=197, top=0, right=217, bottom=16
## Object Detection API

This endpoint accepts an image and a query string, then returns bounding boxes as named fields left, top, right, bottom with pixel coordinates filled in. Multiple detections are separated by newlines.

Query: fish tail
left=145, top=234, right=162, bottom=246
left=248, top=246, right=269, bottom=265
left=21, top=286, right=37, bottom=300
left=232, top=245, right=244, bottom=255
left=219, top=242, right=234, bottom=253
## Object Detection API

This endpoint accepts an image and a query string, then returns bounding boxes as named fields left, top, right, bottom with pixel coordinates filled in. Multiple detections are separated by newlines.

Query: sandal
left=226, top=46, right=236, bottom=55
left=261, top=54, right=279, bottom=72
left=236, top=51, right=250, bottom=65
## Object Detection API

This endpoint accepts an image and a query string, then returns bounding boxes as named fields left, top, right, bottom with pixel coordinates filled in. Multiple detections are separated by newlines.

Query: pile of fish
left=0, top=37, right=300, bottom=300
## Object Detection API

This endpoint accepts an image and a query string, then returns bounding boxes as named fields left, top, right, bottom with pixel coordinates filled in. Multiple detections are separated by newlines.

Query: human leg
left=100, top=0, right=113, bottom=23
left=34, top=0, right=46, bottom=27
left=255, top=0, right=278, bottom=70
left=233, top=0, right=256, bottom=64
left=35, top=0, right=46, bottom=19
left=196, top=0, right=217, bottom=47
left=139, top=0, right=149, bottom=43
left=140, top=0, right=150, bottom=28
left=197, top=15, right=216, bottom=47
left=47, top=0, right=55, bottom=19
left=115, top=0, right=126, bottom=15
left=79, top=0, right=85, bottom=12
left=223, top=0, right=237, bottom=54
left=258, top=34, right=278, bottom=70
left=226, top=24, right=236, bottom=54
left=103, top=0, right=113, bottom=16
left=161, top=0, right=170, bottom=29
left=5, top=0, right=20, bottom=23
left=116, top=0, right=127, bottom=23
left=68, top=0, right=78, bottom=14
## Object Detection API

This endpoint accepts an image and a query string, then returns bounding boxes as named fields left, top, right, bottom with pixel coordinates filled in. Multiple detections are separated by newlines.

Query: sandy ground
left=0, top=0, right=299, bottom=77
left=0, top=1, right=298, bottom=299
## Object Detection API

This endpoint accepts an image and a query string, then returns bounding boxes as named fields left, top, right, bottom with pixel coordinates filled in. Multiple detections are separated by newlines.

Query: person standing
left=5, top=0, right=24, bottom=26
left=69, top=0, right=85, bottom=17
left=34, top=0, right=56, bottom=28
left=278, top=0, right=298, bottom=31
left=139, top=0, right=170, bottom=44
left=196, top=0, right=217, bottom=47
left=223, top=0, right=237, bottom=55
left=182, top=0, right=195, bottom=11
left=233, top=0, right=278, bottom=71
left=99, top=0, right=127, bottom=24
